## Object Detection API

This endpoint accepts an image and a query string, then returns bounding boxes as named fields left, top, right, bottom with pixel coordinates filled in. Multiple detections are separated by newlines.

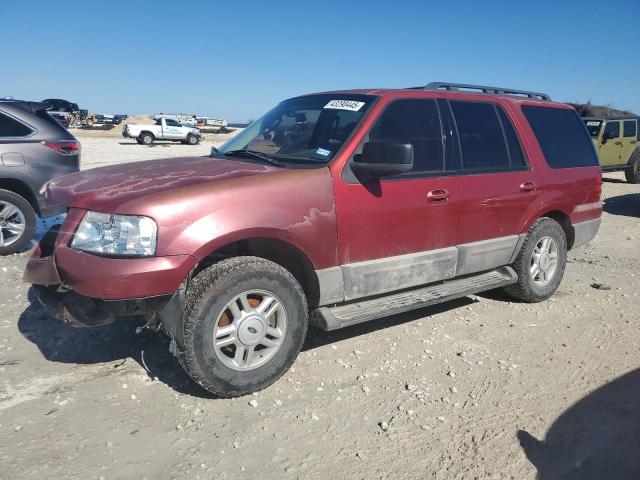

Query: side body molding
left=315, top=235, right=524, bottom=306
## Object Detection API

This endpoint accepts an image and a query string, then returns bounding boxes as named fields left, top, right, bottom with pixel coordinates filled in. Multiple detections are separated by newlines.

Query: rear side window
left=604, top=121, right=620, bottom=139
left=496, top=107, right=526, bottom=168
left=0, top=112, right=33, bottom=137
left=522, top=106, right=599, bottom=168
left=450, top=101, right=524, bottom=171
left=370, top=99, right=446, bottom=174
left=623, top=120, right=637, bottom=138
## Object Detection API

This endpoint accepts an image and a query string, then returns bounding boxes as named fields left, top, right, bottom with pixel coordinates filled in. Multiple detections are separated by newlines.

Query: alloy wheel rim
left=212, top=289, right=287, bottom=371
left=530, top=236, right=559, bottom=286
left=0, top=200, right=26, bottom=247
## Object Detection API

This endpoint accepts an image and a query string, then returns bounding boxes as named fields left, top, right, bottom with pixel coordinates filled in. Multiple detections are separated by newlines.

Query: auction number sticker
left=324, top=100, right=365, bottom=111
left=586, top=121, right=601, bottom=126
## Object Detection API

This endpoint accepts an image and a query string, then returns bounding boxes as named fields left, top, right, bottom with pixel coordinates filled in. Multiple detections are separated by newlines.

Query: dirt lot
left=0, top=135, right=639, bottom=479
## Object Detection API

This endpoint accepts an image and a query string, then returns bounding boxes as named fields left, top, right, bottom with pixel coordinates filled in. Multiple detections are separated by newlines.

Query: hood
left=45, top=156, right=279, bottom=212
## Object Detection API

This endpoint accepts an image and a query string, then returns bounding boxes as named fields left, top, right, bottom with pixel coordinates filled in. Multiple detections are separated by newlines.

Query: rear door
left=598, top=121, right=622, bottom=166
left=335, top=98, right=461, bottom=300
left=449, top=100, right=540, bottom=275
left=622, top=119, right=638, bottom=163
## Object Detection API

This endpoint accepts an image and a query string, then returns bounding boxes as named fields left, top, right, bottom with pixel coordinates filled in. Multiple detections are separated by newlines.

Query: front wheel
left=0, top=189, right=36, bottom=255
left=179, top=257, right=308, bottom=397
left=503, top=217, right=567, bottom=303
left=625, top=150, right=640, bottom=183
left=186, top=134, right=199, bottom=145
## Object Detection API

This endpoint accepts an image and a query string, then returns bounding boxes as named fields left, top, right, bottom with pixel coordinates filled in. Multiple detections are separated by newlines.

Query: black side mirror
left=352, top=141, right=414, bottom=177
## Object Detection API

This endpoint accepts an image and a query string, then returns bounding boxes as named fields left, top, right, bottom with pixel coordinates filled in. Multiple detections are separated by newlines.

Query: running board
left=313, top=266, right=517, bottom=331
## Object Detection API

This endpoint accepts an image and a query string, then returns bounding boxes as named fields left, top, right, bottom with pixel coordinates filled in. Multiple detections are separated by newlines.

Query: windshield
left=219, top=94, right=375, bottom=165
left=584, top=119, right=603, bottom=137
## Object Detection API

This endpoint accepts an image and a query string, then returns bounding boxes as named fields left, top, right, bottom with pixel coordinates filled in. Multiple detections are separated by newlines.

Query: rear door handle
left=614, top=141, right=623, bottom=145
left=427, top=189, right=449, bottom=202
left=520, top=181, right=537, bottom=193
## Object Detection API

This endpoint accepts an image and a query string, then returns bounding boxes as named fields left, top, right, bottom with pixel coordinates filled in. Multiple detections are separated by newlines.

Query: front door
left=163, top=119, right=184, bottom=139
left=598, top=120, right=622, bottom=167
left=334, top=98, right=460, bottom=300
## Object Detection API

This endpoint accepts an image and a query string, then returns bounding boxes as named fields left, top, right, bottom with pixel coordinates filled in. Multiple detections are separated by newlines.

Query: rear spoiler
left=9, top=101, right=52, bottom=113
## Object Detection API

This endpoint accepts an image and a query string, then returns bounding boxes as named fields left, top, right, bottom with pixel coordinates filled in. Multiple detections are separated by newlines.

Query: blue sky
left=1, top=0, right=638, bottom=122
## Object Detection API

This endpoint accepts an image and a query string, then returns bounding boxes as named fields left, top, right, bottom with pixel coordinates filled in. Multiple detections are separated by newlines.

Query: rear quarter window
left=522, top=106, right=598, bottom=168
left=0, top=111, right=34, bottom=137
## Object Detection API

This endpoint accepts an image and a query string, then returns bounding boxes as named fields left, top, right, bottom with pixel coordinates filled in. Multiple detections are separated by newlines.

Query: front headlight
left=71, top=211, right=157, bottom=257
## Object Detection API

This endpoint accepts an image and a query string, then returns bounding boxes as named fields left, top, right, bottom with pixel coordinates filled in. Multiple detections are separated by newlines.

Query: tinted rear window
left=0, top=112, right=33, bottom=137
left=450, top=101, right=510, bottom=171
left=522, top=106, right=598, bottom=168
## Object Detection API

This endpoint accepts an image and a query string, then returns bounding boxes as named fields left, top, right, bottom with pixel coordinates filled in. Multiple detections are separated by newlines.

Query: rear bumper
left=572, top=218, right=601, bottom=249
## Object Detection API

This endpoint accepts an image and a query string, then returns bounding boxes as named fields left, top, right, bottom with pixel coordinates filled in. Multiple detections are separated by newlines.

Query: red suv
left=24, top=82, right=602, bottom=397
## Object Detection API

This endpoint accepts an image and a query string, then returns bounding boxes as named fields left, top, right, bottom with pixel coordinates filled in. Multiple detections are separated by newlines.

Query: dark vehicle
left=41, top=98, right=79, bottom=113
left=25, top=83, right=601, bottom=397
left=0, top=99, right=80, bottom=254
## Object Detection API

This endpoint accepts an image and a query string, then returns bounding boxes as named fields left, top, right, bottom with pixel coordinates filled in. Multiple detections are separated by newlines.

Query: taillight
left=41, top=140, right=80, bottom=155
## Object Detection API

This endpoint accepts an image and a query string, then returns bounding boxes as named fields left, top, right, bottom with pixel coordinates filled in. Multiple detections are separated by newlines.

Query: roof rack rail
left=421, top=82, right=551, bottom=101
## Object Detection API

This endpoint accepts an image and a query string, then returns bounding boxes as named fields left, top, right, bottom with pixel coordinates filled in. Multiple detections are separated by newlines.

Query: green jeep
left=584, top=117, right=640, bottom=183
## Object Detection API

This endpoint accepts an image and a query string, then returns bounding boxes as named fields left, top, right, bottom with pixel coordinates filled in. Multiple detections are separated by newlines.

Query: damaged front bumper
left=24, top=222, right=195, bottom=340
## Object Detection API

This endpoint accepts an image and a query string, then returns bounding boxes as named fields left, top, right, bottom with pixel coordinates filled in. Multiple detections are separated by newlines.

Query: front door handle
left=427, top=189, right=449, bottom=202
left=520, top=181, right=537, bottom=193
left=614, top=141, right=623, bottom=145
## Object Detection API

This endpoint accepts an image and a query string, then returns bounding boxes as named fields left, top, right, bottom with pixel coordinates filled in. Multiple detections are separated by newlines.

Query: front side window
left=0, top=112, right=33, bottom=137
left=368, top=99, right=445, bottom=174
left=523, top=106, right=599, bottom=168
left=623, top=120, right=637, bottom=138
left=165, top=119, right=182, bottom=127
left=219, top=94, right=374, bottom=166
left=450, top=101, right=512, bottom=171
left=604, top=121, right=621, bottom=139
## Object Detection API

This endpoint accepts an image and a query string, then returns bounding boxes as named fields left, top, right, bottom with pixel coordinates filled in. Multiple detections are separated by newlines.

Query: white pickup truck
left=122, top=118, right=203, bottom=145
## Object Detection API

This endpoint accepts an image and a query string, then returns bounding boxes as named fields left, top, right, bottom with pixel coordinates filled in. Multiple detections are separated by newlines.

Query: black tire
left=136, top=138, right=143, bottom=145
left=140, top=133, right=154, bottom=145
left=625, top=149, right=640, bottom=184
left=0, top=189, right=36, bottom=255
left=179, top=256, right=308, bottom=397
left=186, top=134, right=199, bottom=145
left=503, top=217, right=567, bottom=303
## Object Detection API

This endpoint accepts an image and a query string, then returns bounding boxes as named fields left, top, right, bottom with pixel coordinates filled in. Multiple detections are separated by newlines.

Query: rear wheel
left=625, top=149, right=640, bottom=183
left=0, top=189, right=36, bottom=255
left=179, top=257, right=308, bottom=397
left=140, top=133, right=154, bottom=145
left=503, top=217, right=567, bottom=303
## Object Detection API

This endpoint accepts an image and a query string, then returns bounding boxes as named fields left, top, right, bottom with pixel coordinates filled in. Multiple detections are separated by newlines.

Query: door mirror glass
left=352, top=141, right=414, bottom=176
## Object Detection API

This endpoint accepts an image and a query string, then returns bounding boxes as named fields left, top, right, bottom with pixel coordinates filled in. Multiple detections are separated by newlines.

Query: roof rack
left=420, top=82, right=551, bottom=101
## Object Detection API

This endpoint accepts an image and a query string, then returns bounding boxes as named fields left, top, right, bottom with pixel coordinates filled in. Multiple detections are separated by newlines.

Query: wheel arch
left=193, top=236, right=321, bottom=308
left=538, top=210, right=574, bottom=250
left=0, top=178, right=40, bottom=215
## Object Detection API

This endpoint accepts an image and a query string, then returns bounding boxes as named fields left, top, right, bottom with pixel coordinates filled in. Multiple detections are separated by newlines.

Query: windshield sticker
left=315, top=148, right=331, bottom=157
left=324, top=100, right=365, bottom=112
left=586, top=121, right=602, bottom=126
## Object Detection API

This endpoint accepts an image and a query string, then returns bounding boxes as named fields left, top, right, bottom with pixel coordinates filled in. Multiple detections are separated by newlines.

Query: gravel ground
left=0, top=136, right=639, bottom=479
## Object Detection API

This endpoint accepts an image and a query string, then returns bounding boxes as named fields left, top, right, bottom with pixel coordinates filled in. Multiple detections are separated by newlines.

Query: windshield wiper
left=223, top=149, right=282, bottom=167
